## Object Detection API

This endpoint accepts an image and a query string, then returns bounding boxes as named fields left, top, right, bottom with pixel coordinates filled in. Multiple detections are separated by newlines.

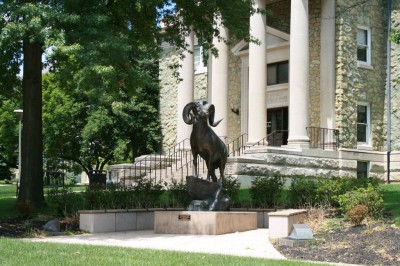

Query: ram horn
left=182, top=102, right=197, bottom=125
left=207, top=104, right=223, bottom=127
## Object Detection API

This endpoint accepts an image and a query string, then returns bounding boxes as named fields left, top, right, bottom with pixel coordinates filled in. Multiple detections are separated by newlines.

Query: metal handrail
left=227, top=133, right=248, bottom=156
left=306, top=127, right=339, bottom=150
left=267, top=130, right=288, bottom=146
left=107, top=133, right=251, bottom=186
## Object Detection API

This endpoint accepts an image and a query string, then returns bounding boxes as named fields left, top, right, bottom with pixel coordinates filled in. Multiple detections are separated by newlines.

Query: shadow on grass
left=0, top=197, right=17, bottom=219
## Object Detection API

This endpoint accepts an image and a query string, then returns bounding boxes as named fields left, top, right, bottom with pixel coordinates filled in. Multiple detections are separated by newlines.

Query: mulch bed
left=274, top=219, right=400, bottom=265
left=0, top=217, right=79, bottom=238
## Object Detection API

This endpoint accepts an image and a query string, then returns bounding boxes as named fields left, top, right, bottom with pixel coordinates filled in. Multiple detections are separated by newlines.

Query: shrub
left=338, top=184, right=383, bottom=219
left=46, top=187, right=84, bottom=217
left=347, top=204, right=369, bottom=226
left=166, top=178, right=191, bottom=208
left=83, top=179, right=165, bottom=210
left=222, top=176, right=241, bottom=205
left=250, top=175, right=284, bottom=208
left=289, top=176, right=318, bottom=207
left=315, top=177, right=381, bottom=207
left=132, top=177, right=164, bottom=208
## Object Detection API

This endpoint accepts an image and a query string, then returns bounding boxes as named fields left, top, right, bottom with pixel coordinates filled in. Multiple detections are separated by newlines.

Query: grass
left=0, top=238, right=329, bottom=266
left=380, top=183, right=400, bottom=226
left=0, top=185, right=18, bottom=219
left=0, top=184, right=17, bottom=198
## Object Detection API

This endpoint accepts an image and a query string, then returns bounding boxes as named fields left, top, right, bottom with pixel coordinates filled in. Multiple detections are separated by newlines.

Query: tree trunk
left=17, top=40, right=44, bottom=210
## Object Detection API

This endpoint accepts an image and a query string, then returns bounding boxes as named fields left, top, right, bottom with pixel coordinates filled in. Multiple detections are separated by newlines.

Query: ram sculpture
left=182, top=102, right=228, bottom=183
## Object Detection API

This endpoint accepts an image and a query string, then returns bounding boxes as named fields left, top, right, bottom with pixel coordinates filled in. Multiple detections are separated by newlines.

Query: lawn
left=0, top=238, right=328, bottom=266
left=381, top=183, right=400, bottom=226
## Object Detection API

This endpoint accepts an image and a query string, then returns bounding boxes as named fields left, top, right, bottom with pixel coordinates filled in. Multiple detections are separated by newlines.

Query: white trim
left=357, top=25, right=372, bottom=66
left=241, top=58, right=249, bottom=136
left=357, top=102, right=371, bottom=146
left=194, top=45, right=207, bottom=74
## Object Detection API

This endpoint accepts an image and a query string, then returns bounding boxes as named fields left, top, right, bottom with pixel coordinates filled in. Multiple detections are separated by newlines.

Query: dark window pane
left=267, top=64, right=277, bottom=85
left=357, top=161, right=368, bottom=178
left=357, top=106, right=367, bottom=123
left=357, top=124, right=367, bottom=142
left=357, top=47, right=367, bottom=62
left=278, top=62, right=289, bottom=83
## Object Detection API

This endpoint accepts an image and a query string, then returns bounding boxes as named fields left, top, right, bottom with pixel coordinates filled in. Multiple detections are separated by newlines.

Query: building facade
left=159, top=0, right=400, bottom=182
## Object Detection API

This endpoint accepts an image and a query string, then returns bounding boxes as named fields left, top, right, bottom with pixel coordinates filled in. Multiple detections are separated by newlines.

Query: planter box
left=154, top=211, right=257, bottom=235
left=268, top=209, right=307, bottom=238
left=79, top=208, right=273, bottom=233
left=79, top=208, right=183, bottom=233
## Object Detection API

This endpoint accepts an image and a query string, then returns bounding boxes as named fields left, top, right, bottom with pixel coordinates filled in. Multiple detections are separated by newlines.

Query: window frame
left=357, top=26, right=372, bottom=67
left=357, top=103, right=371, bottom=145
left=357, top=161, right=369, bottom=178
left=194, top=45, right=207, bottom=74
left=267, top=61, right=289, bottom=86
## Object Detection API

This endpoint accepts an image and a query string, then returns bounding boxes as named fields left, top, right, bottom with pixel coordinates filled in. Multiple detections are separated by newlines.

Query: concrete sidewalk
left=27, top=229, right=286, bottom=260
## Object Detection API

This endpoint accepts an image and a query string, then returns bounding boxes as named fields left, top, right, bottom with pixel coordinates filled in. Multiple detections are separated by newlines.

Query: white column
left=177, top=31, right=194, bottom=147
left=248, top=0, right=267, bottom=145
left=287, top=0, right=310, bottom=148
left=209, top=23, right=229, bottom=139
left=320, top=0, right=336, bottom=129
left=241, top=58, right=249, bottom=138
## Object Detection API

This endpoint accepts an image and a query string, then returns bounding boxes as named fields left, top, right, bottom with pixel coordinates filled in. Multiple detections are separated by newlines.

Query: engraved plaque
left=178, top=214, right=191, bottom=221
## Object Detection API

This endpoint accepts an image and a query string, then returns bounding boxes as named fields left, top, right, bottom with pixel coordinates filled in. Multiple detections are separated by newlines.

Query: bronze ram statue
left=182, top=102, right=228, bottom=183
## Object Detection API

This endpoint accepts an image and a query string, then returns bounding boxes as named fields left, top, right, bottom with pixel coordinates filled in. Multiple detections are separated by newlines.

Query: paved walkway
left=27, top=229, right=286, bottom=260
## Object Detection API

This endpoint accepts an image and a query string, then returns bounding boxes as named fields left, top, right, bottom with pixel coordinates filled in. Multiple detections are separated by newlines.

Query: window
left=267, top=61, right=289, bottom=85
left=194, top=45, right=207, bottom=72
left=357, top=104, right=370, bottom=144
left=357, top=161, right=369, bottom=178
left=357, top=26, right=371, bottom=65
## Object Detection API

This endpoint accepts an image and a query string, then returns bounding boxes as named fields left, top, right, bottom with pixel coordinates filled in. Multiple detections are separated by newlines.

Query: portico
left=175, top=0, right=336, bottom=149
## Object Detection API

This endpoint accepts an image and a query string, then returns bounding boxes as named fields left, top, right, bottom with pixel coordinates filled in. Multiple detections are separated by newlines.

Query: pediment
left=232, top=26, right=289, bottom=56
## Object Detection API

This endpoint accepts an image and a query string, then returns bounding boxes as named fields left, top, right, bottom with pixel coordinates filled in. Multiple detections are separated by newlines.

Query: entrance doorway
left=267, top=107, right=288, bottom=146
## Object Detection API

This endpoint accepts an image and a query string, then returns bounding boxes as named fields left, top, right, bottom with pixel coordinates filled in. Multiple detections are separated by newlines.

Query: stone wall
left=159, top=46, right=179, bottom=151
left=159, top=46, right=208, bottom=152
left=309, top=0, right=321, bottom=127
left=194, top=72, right=208, bottom=101
left=335, top=0, right=388, bottom=150
left=266, top=0, right=291, bottom=34
left=390, top=2, right=400, bottom=150
left=227, top=51, right=242, bottom=143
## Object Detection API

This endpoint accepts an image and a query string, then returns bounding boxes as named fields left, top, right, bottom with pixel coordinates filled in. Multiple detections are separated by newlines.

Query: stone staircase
left=106, top=134, right=248, bottom=186
left=107, top=149, right=210, bottom=186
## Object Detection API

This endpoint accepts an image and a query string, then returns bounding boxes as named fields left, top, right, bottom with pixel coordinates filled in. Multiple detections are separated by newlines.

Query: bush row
left=47, top=175, right=383, bottom=222
left=46, top=176, right=241, bottom=217
left=249, top=175, right=383, bottom=222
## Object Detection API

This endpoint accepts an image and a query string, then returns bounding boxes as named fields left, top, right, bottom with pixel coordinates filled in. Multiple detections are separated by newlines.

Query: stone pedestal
left=154, top=211, right=257, bottom=235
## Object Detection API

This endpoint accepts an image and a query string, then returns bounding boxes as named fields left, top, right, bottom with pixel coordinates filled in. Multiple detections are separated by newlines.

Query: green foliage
left=222, top=176, right=241, bottom=205
left=0, top=98, right=20, bottom=180
left=250, top=176, right=284, bottom=208
left=287, top=176, right=381, bottom=208
left=46, top=177, right=165, bottom=212
left=338, top=184, right=383, bottom=219
left=132, top=177, right=164, bottom=208
left=165, top=178, right=191, bottom=208
left=315, top=177, right=380, bottom=207
left=289, top=176, right=318, bottom=207
left=46, top=187, right=84, bottom=217
left=390, top=29, right=400, bottom=44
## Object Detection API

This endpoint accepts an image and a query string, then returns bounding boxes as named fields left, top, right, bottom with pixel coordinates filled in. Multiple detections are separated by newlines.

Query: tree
left=1, top=0, right=258, bottom=207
